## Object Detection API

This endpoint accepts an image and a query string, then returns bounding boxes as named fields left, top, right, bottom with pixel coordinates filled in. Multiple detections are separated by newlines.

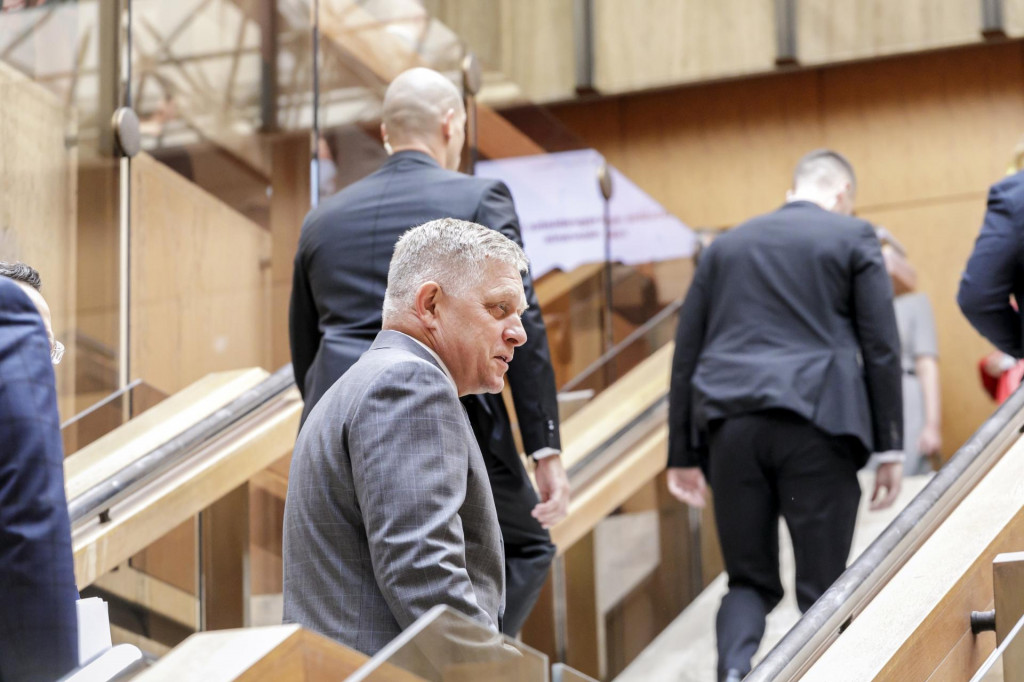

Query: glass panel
left=476, top=150, right=698, bottom=392
left=350, top=605, right=549, bottom=682
left=312, top=0, right=469, bottom=203
left=558, top=296, right=680, bottom=421
left=125, top=0, right=291, bottom=400
left=308, top=2, right=698, bottom=392
left=60, top=378, right=169, bottom=454
left=552, top=663, right=599, bottom=682
left=0, top=0, right=125, bottom=446
left=131, top=0, right=266, bottom=177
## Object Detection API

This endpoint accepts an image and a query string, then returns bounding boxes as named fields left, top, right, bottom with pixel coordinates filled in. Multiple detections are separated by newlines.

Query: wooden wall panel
left=426, top=0, right=576, bottom=103
left=1006, top=0, right=1024, bottom=37
left=820, top=43, right=1024, bottom=209
left=270, top=134, right=310, bottom=371
left=130, top=153, right=271, bottom=396
left=550, top=40, right=1024, bottom=462
left=858, top=197, right=993, bottom=459
left=797, top=0, right=981, bottom=65
left=0, top=62, right=78, bottom=419
left=499, top=0, right=576, bottom=103
left=423, top=0, right=502, bottom=70
left=592, top=0, right=776, bottom=95
left=554, top=71, right=822, bottom=228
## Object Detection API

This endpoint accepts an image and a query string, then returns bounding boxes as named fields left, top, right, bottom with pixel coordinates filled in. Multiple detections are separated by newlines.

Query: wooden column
left=994, top=552, right=1024, bottom=681
left=201, top=483, right=250, bottom=630
left=564, top=531, right=602, bottom=679
left=269, top=133, right=311, bottom=370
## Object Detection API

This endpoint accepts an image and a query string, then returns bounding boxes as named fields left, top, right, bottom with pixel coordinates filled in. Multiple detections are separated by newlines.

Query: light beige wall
left=434, top=0, right=1005, bottom=102
left=592, top=0, right=777, bottom=95
left=130, top=153, right=271, bottom=396
left=1005, top=0, right=1024, bottom=36
left=550, top=41, right=1024, bottom=459
left=797, top=0, right=982, bottom=65
left=426, top=0, right=576, bottom=103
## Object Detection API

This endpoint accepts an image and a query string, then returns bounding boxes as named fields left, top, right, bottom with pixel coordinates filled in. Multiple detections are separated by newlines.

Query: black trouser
left=464, top=395, right=557, bottom=636
left=707, top=410, right=862, bottom=678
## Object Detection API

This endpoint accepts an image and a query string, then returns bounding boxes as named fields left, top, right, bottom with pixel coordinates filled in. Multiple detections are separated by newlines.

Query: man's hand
left=870, top=461, right=903, bottom=510
left=667, top=467, right=708, bottom=509
left=917, top=423, right=942, bottom=457
left=531, top=455, right=570, bottom=529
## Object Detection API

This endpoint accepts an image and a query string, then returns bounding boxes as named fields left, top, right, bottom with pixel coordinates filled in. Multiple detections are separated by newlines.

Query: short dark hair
left=0, top=261, right=42, bottom=290
left=793, top=149, right=856, bottom=193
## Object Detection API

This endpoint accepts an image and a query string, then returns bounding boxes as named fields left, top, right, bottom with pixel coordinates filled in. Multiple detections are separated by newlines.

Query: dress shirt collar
left=385, top=149, right=441, bottom=169
left=401, top=332, right=457, bottom=392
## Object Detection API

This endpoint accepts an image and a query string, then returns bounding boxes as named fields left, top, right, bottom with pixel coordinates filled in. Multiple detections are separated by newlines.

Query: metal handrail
left=747, top=384, right=1024, bottom=681
left=68, top=365, right=297, bottom=525
left=560, top=298, right=681, bottom=393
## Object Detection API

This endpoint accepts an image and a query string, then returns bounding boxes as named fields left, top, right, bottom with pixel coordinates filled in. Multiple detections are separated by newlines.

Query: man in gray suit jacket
left=283, top=218, right=530, bottom=655
left=289, top=67, right=568, bottom=635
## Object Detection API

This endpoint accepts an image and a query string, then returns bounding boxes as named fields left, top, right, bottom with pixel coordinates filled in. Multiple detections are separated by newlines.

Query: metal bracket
left=982, top=0, right=1007, bottom=39
left=775, top=0, right=798, bottom=66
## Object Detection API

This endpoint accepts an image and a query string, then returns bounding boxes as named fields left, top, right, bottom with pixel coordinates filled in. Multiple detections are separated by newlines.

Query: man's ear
left=440, top=108, right=456, bottom=141
left=413, top=281, right=443, bottom=327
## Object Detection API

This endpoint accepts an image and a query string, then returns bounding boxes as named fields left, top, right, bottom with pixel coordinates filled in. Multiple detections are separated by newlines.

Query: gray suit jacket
left=282, top=330, right=505, bottom=655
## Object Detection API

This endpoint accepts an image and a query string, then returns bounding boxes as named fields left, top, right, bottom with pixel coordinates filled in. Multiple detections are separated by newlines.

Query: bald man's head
left=381, top=68, right=465, bottom=170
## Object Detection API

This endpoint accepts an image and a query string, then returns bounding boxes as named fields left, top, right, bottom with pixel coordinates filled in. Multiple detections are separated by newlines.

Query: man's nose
left=506, top=316, right=527, bottom=348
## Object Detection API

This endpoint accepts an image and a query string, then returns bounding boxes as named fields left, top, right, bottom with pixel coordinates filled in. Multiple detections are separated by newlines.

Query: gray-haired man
left=283, top=218, right=527, bottom=655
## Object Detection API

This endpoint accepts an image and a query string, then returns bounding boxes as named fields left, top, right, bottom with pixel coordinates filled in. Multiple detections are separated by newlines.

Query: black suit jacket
left=667, top=201, right=903, bottom=469
left=957, top=170, right=1024, bottom=357
left=0, top=278, right=79, bottom=681
left=289, top=150, right=560, bottom=457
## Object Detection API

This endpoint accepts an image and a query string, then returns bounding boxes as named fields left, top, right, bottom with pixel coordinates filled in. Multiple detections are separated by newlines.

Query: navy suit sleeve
left=475, top=181, right=561, bottom=453
left=851, top=225, right=903, bottom=453
left=289, top=227, right=322, bottom=398
left=667, top=256, right=712, bottom=469
left=0, top=280, right=79, bottom=681
left=958, top=180, right=1024, bottom=357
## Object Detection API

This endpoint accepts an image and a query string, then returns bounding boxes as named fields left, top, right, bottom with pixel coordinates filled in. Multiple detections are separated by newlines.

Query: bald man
left=289, top=67, right=568, bottom=636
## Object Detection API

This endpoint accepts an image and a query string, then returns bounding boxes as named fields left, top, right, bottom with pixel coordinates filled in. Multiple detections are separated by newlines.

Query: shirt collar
left=403, top=333, right=457, bottom=391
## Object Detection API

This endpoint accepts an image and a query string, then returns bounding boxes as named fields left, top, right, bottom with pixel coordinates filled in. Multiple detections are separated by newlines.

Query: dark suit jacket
left=289, top=150, right=560, bottom=459
left=0, top=278, right=79, bottom=682
left=282, top=331, right=504, bottom=655
left=667, top=201, right=903, bottom=469
left=958, top=170, right=1024, bottom=357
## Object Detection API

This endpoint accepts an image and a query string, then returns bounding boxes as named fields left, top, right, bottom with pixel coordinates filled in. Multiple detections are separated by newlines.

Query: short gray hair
left=382, top=218, right=529, bottom=324
left=793, top=149, right=856, bottom=195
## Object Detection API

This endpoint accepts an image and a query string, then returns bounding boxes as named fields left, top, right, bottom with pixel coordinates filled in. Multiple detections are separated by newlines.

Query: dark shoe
left=720, top=670, right=745, bottom=682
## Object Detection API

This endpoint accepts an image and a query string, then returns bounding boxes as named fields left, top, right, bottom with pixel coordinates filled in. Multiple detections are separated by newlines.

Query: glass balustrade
left=348, top=605, right=549, bottom=682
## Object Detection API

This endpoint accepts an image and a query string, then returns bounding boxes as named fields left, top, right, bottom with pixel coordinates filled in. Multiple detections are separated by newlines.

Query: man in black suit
left=957, top=169, right=1024, bottom=356
left=666, top=150, right=904, bottom=681
left=0, top=266, right=79, bottom=681
left=289, top=67, right=569, bottom=636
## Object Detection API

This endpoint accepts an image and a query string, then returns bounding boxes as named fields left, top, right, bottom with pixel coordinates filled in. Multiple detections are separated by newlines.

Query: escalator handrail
left=68, top=365, right=297, bottom=525
left=747, top=383, right=1024, bottom=681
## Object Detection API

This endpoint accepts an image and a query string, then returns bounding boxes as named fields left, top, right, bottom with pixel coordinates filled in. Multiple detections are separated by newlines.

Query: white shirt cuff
left=530, top=448, right=560, bottom=460
left=873, top=450, right=905, bottom=464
